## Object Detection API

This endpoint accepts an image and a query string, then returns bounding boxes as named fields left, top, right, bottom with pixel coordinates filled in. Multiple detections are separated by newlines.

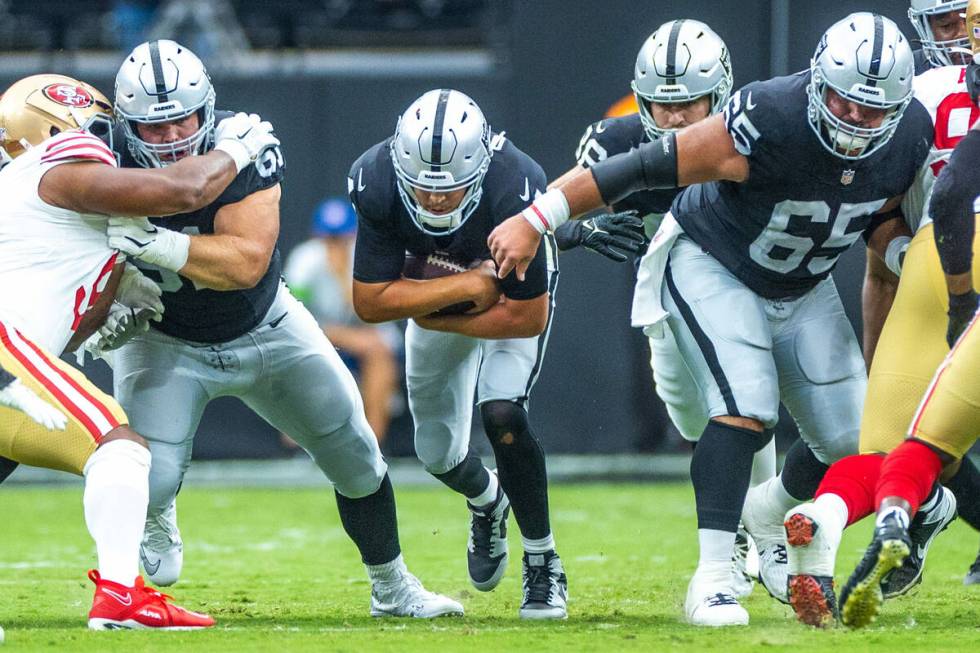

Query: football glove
left=213, top=112, right=280, bottom=174
left=115, top=262, right=164, bottom=320
left=553, top=210, right=647, bottom=263
left=0, top=376, right=67, bottom=430
left=947, top=289, right=979, bottom=348
left=108, top=217, right=190, bottom=272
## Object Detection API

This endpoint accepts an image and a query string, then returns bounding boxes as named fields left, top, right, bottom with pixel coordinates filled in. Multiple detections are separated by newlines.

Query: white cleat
left=140, top=500, right=183, bottom=587
left=731, top=525, right=756, bottom=599
left=784, top=503, right=843, bottom=627
left=684, top=573, right=749, bottom=627
left=370, top=571, right=464, bottom=618
left=742, top=483, right=790, bottom=604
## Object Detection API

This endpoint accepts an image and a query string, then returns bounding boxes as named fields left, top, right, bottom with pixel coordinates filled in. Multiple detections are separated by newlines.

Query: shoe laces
left=143, top=505, right=180, bottom=551
left=468, top=496, right=504, bottom=556
left=706, top=592, right=738, bottom=607
left=523, top=556, right=560, bottom=605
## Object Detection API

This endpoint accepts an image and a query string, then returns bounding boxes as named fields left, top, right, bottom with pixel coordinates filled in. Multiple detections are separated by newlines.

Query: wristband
left=214, top=139, right=251, bottom=174
left=520, top=188, right=570, bottom=234
left=148, top=229, right=191, bottom=272
left=884, top=235, right=911, bottom=276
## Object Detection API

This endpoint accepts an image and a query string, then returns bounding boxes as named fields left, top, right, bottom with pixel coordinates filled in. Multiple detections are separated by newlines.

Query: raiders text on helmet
left=909, top=0, right=969, bottom=67
left=808, top=13, right=914, bottom=160
left=631, top=19, right=733, bottom=141
left=389, top=89, right=492, bottom=234
left=0, top=74, right=113, bottom=167
left=114, top=39, right=216, bottom=168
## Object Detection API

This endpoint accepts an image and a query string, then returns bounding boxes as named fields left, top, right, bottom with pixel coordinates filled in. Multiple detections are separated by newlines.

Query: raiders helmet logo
left=42, top=84, right=94, bottom=108
left=841, top=169, right=855, bottom=186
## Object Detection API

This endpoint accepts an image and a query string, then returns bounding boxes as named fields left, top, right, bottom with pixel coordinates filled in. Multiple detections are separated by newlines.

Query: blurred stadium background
left=3, top=0, right=965, bottom=483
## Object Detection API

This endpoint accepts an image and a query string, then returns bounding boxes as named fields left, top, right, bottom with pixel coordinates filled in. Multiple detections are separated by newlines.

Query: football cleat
left=783, top=504, right=843, bottom=628
left=684, top=572, right=749, bottom=627
left=741, top=483, right=790, bottom=604
left=839, top=510, right=911, bottom=628
left=965, top=543, right=980, bottom=586
left=140, top=500, right=183, bottom=587
left=520, top=550, right=568, bottom=619
left=731, top=525, right=755, bottom=598
left=87, top=570, right=214, bottom=630
left=881, top=486, right=956, bottom=598
left=370, top=571, right=464, bottom=618
left=467, top=482, right=510, bottom=591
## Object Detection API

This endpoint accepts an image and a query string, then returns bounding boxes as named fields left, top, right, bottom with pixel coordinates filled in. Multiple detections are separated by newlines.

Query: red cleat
left=87, top=570, right=215, bottom=630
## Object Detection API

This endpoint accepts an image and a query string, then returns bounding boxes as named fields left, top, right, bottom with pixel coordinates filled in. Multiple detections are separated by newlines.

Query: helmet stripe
left=866, top=14, right=884, bottom=86
left=430, top=89, right=451, bottom=171
left=148, top=40, right=170, bottom=101
left=664, top=19, right=685, bottom=82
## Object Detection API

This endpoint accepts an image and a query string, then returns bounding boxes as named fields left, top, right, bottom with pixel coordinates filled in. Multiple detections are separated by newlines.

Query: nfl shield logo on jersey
left=840, top=169, right=855, bottom=186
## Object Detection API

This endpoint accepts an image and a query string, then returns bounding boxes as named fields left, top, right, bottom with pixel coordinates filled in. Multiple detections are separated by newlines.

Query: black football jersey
left=672, top=72, right=932, bottom=299
left=574, top=113, right=679, bottom=234
left=350, top=134, right=552, bottom=301
left=114, top=110, right=286, bottom=343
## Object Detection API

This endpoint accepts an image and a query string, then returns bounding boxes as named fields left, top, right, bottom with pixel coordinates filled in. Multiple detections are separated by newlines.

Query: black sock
left=481, top=400, right=551, bottom=540
left=691, top=420, right=769, bottom=532
left=335, top=473, right=401, bottom=565
left=780, top=439, right=830, bottom=501
left=945, top=457, right=980, bottom=532
left=432, top=449, right=491, bottom=501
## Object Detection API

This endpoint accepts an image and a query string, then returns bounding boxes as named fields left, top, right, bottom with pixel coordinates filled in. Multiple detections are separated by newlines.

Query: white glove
left=115, top=262, right=165, bottom=320
left=108, top=217, right=190, bottom=272
left=213, top=112, right=280, bottom=174
left=0, top=378, right=67, bottom=430
left=79, top=303, right=159, bottom=365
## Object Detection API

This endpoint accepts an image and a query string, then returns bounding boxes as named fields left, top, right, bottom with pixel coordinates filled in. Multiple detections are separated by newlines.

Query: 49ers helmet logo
left=42, top=83, right=94, bottom=108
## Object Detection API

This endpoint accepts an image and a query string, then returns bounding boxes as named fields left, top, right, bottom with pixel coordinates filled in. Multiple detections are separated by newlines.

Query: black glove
left=967, top=61, right=980, bottom=107
left=947, top=289, right=979, bottom=347
left=553, top=210, right=647, bottom=263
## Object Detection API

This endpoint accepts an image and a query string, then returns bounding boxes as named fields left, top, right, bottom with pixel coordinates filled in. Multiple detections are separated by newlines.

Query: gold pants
left=0, top=321, right=126, bottom=475
left=859, top=218, right=980, bottom=455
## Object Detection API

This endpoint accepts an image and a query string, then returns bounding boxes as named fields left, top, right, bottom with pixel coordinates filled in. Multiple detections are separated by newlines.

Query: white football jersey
left=902, top=65, right=979, bottom=232
left=0, top=130, right=120, bottom=354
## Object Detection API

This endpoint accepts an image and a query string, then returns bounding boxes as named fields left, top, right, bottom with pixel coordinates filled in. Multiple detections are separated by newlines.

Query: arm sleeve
left=929, top=129, right=980, bottom=276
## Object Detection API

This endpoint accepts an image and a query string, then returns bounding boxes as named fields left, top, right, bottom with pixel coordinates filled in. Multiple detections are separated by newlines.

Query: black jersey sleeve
left=574, top=116, right=643, bottom=169
left=487, top=143, right=552, bottom=300
left=350, top=144, right=406, bottom=283
left=219, top=142, right=285, bottom=204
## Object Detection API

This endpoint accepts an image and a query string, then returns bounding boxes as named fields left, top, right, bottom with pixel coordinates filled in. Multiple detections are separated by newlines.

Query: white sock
left=813, top=493, right=849, bottom=533
left=760, top=475, right=800, bottom=515
left=750, top=438, right=777, bottom=487
left=876, top=506, right=910, bottom=529
left=468, top=468, right=499, bottom=508
left=696, top=528, right=736, bottom=578
left=83, top=439, right=151, bottom=587
left=522, top=533, right=555, bottom=554
left=366, top=553, right=407, bottom=583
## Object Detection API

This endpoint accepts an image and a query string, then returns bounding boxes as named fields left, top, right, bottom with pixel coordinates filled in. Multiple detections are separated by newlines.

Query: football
left=401, top=252, right=482, bottom=316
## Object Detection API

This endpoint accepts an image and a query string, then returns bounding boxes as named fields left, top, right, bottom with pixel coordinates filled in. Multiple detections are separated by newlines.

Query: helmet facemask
left=119, top=92, right=215, bottom=168
left=806, top=68, right=911, bottom=160
left=908, top=0, right=969, bottom=67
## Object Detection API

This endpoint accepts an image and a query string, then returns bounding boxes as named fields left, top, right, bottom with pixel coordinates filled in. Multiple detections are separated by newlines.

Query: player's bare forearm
left=40, top=152, right=238, bottom=218
left=861, top=252, right=899, bottom=368
left=353, top=276, right=492, bottom=323
left=945, top=271, right=974, bottom=295
left=414, top=294, right=548, bottom=339
left=64, top=261, right=125, bottom=353
left=179, top=185, right=280, bottom=290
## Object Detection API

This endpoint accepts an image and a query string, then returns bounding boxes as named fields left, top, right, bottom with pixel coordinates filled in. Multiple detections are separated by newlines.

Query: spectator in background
left=284, top=197, right=401, bottom=444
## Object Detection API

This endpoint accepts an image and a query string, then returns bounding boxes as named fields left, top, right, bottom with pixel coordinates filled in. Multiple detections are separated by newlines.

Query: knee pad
left=310, top=414, right=387, bottom=499
left=480, top=400, right=531, bottom=446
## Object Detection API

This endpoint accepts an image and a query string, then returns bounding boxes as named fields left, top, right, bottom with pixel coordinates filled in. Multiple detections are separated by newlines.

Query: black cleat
left=467, top=486, right=510, bottom=591
left=519, top=550, right=568, bottom=619
left=965, top=544, right=980, bottom=586
left=882, top=487, right=956, bottom=598
left=839, top=510, right=911, bottom=628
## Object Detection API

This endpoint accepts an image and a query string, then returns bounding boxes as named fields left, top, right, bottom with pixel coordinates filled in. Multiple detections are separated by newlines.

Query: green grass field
left=2, top=482, right=980, bottom=652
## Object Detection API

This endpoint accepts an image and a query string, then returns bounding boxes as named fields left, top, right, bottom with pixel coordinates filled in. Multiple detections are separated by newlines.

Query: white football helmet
left=631, top=19, right=733, bottom=141
left=390, top=89, right=492, bottom=235
left=808, top=13, right=914, bottom=161
left=114, top=39, right=215, bottom=168
left=908, top=0, right=968, bottom=67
